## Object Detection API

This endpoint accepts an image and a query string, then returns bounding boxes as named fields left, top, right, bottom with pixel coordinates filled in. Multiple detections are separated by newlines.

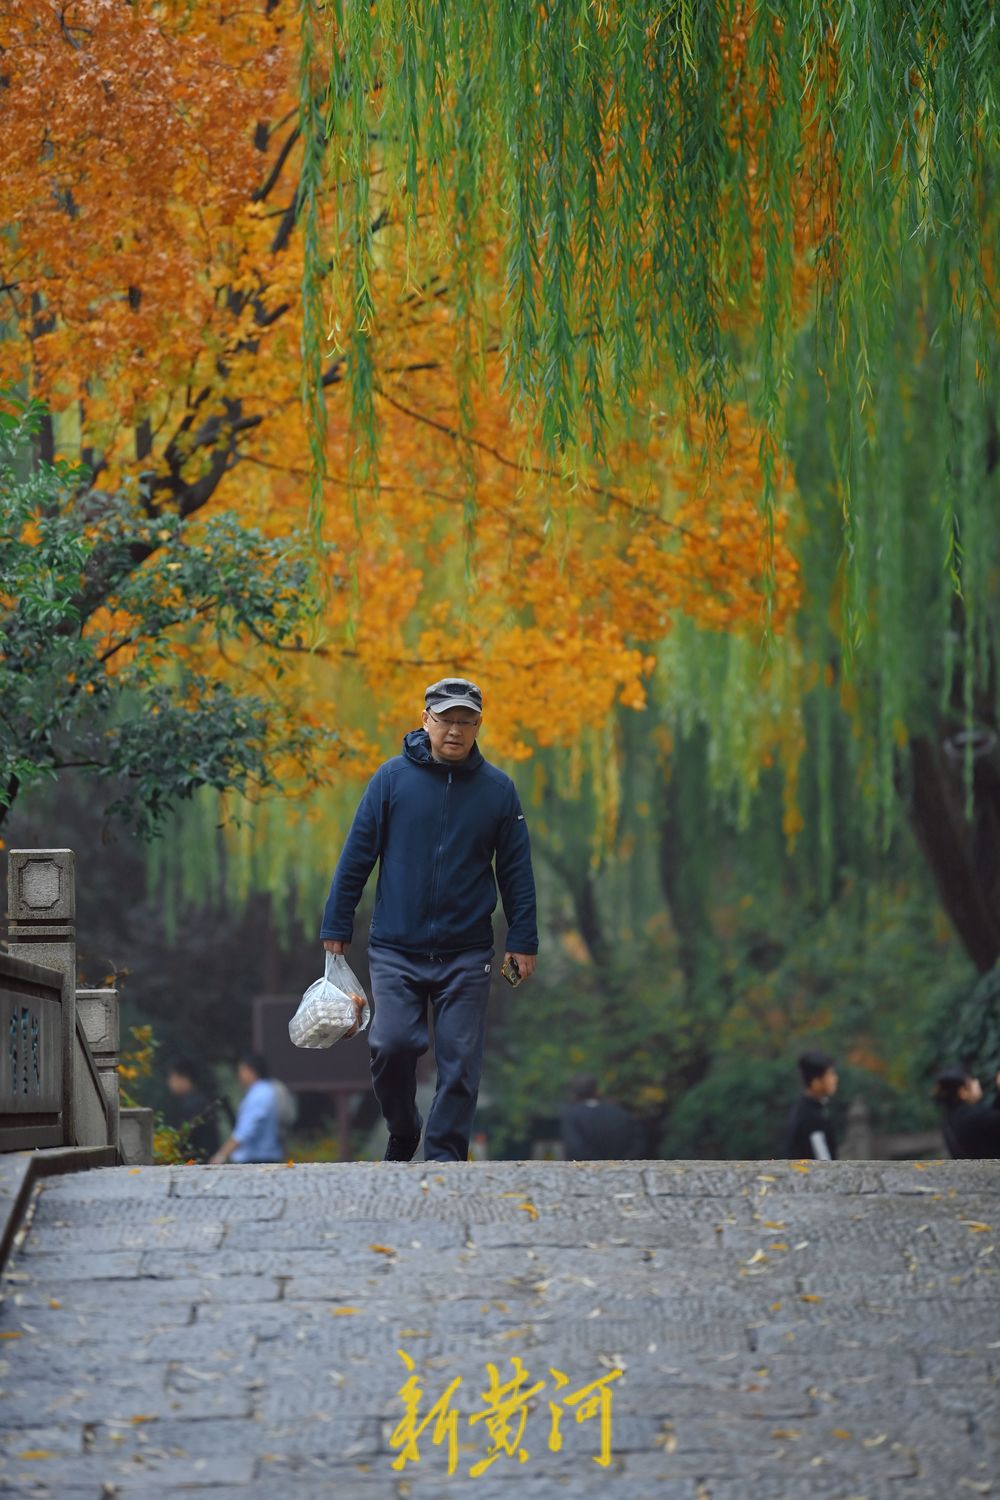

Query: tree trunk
left=907, top=734, right=1000, bottom=973
left=657, top=726, right=719, bottom=998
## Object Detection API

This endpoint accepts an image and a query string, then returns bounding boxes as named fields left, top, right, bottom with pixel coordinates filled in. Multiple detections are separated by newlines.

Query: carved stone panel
left=8, top=849, right=76, bottom=923
left=0, top=988, right=63, bottom=1113
left=76, top=990, right=120, bottom=1056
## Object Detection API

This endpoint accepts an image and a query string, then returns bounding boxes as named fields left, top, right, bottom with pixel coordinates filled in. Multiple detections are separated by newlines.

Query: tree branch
left=253, top=126, right=301, bottom=203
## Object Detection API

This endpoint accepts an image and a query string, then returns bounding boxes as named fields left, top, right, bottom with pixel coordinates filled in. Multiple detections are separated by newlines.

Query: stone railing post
left=76, top=989, right=120, bottom=1151
left=119, top=1107, right=155, bottom=1166
left=6, top=850, right=77, bottom=1146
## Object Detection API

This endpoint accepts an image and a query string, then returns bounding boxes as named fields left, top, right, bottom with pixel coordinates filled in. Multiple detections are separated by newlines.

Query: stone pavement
left=0, top=1159, right=998, bottom=1499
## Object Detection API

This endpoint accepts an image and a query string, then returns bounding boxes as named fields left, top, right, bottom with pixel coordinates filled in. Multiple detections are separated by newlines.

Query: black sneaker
left=384, top=1134, right=421, bottom=1162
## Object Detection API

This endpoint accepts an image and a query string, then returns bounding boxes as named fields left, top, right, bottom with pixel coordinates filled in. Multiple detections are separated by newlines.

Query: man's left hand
left=505, top=952, right=537, bottom=983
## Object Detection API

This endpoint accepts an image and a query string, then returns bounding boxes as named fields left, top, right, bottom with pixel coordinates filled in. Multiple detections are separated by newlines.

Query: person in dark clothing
left=165, top=1057, right=220, bottom=1163
left=320, top=678, right=538, bottom=1164
left=784, top=1049, right=838, bottom=1160
left=933, top=1065, right=1000, bottom=1159
left=561, top=1075, right=644, bottom=1161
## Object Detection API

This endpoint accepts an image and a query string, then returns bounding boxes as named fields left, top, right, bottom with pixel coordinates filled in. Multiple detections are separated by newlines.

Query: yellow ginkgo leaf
left=517, top=1201, right=538, bottom=1220
left=368, top=1243, right=395, bottom=1255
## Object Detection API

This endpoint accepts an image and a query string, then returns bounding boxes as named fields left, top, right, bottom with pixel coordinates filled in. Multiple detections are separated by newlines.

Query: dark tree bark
left=907, top=733, right=1000, bottom=974
left=657, top=725, right=719, bottom=997
left=540, top=847, right=608, bottom=968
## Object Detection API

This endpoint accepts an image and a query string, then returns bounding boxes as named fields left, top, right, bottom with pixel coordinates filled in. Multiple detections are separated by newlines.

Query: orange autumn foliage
left=0, top=0, right=807, bottom=785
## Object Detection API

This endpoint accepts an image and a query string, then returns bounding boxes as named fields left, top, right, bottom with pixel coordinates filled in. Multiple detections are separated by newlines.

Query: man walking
left=210, top=1052, right=284, bottom=1165
left=320, top=678, right=537, bottom=1162
left=784, top=1048, right=839, bottom=1160
left=165, top=1056, right=221, bottom=1163
left=561, top=1075, right=644, bottom=1161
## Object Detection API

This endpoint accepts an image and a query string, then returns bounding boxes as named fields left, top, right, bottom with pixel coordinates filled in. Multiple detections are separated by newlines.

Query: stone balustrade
left=1, top=849, right=153, bottom=1164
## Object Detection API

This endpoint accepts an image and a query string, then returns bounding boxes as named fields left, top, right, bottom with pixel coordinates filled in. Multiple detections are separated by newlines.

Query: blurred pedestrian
left=319, top=677, right=538, bottom=1163
left=784, top=1049, right=839, bottom=1160
left=165, top=1057, right=220, bottom=1163
left=210, top=1052, right=284, bottom=1164
left=561, top=1075, right=644, bottom=1161
left=933, top=1065, right=1000, bottom=1159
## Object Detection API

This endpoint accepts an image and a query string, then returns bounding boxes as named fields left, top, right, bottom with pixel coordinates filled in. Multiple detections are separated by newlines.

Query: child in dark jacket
left=934, top=1066, right=1000, bottom=1159
left=784, top=1049, right=838, bottom=1160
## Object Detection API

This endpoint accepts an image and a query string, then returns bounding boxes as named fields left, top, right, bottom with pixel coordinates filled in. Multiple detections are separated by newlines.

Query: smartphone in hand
left=500, top=956, right=521, bottom=987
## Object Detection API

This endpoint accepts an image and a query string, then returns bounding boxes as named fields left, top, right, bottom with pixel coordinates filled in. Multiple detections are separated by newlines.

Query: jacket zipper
left=428, top=770, right=452, bottom=951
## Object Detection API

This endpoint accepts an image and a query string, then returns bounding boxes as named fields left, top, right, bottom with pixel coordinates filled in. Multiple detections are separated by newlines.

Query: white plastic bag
left=288, top=952, right=370, bottom=1049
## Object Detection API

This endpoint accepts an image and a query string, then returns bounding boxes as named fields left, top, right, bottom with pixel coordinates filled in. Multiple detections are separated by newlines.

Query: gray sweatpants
left=367, top=945, right=494, bottom=1161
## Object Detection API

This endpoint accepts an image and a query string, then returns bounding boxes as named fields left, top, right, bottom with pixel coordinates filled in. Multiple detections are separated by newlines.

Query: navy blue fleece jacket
left=320, top=730, right=538, bottom=956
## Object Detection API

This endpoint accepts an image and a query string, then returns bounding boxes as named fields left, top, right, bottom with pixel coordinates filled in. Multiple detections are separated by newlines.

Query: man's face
left=167, top=1071, right=191, bottom=1097
left=961, top=1076, right=984, bottom=1105
left=817, top=1066, right=838, bottom=1098
left=422, top=704, right=482, bottom=761
left=237, top=1063, right=255, bottom=1090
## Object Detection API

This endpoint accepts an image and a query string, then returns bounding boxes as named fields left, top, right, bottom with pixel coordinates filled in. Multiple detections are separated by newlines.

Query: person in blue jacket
left=320, top=677, right=538, bottom=1163
left=210, top=1052, right=284, bottom=1165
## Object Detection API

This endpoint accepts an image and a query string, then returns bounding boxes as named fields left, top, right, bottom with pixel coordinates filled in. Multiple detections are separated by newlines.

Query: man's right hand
left=323, top=939, right=347, bottom=955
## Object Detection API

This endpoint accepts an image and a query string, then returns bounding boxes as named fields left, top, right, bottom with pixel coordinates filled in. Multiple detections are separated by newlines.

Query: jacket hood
left=403, top=727, right=484, bottom=773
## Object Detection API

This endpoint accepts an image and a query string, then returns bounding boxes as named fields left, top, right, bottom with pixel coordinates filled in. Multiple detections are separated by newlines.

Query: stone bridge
left=0, top=1157, right=998, bottom=1498
left=1, top=848, right=998, bottom=1497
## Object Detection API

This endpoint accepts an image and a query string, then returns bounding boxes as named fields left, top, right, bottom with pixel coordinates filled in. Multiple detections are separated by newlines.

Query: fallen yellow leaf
left=129, top=1415, right=156, bottom=1425
left=331, top=1307, right=359, bottom=1316
left=799, top=1294, right=822, bottom=1304
left=791, top=1162, right=811, bottom=1174
left=48, top=1299, right=61, bottom=1309
left=517, top=1201, right=539, bottom=1220
left=16, top=1451, right=55, bottom=1461
left=832, top=1428, right=852, bottom=1440
left=368, top=1243, right=395, bottom=1255
left=960, top=1221, right=992, bottom=1233
left=0, top=1331, right=23, bottom=1340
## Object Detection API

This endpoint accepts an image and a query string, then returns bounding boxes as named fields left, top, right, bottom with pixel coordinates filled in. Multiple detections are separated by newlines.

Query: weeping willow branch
left=302, top=0, right=998, bottom=603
